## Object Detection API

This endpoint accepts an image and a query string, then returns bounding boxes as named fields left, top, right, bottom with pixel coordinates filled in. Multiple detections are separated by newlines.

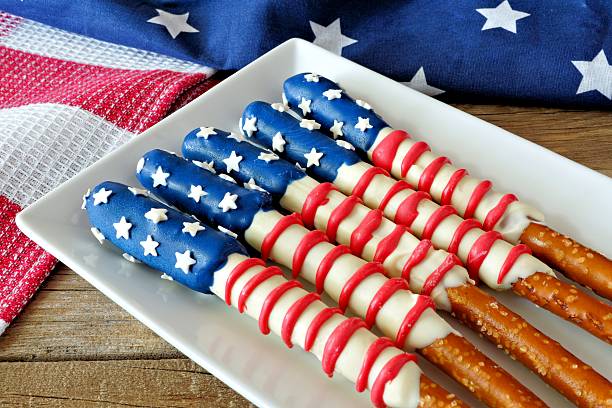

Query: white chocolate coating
left=334, top=162, right=554, bottom=290
left=281, top=176, right=470, bottom=309
left=245, top=209, right=456, bottom=349
left=210, top=253, right=422, bottom=408
left=369, top=127, right=545, bottom=243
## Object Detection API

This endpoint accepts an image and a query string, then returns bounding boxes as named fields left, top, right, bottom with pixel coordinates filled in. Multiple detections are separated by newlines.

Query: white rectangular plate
left=17, top=39, right=611, bottom=408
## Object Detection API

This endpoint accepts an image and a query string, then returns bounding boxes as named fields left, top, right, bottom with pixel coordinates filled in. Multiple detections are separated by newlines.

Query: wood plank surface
left=1, top=103, right=610, bottom=407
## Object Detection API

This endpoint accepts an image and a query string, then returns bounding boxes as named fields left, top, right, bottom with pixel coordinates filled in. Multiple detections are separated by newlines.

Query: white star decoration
left=271, top=102, right=288, bottom=112
left=81, top=188, right=90, bottom=210
left=182, top=221, right=205, bottom=237
left=188, top=185, right=208, bottom=202
left=304, top=148, right=324, bottom=167
left=572, top=50, right=612, bottom=100
left=244, top=178, right=267, bottom=192
left=336, top=140, right=355, bottom=151
left=476, top=1, right=529, bottom=34
left=304, top=73, right=320, bottom=82
left=140, top=235, right=159, bottom=256
left=310, top=18, right=357, bottom=56
left=355, top=117, right=373, bottom=132
left=175, top=250, right=196, bottom=274
left=223, top=151, right=242, bottom=173
left=90, top=227, right=105, bottom=244
left=218, top=192, right=238, bottom=212
left=356, top=99, right=371, bottom=110
left=113, top=216, right=132, bottom=240
left=136, top=158, right=145, bottom=174
left=192, top=160, right=216, bottom=173
left=298, top=98, right=312, bottom=115
left=329, top=120, right=344, bottom=139
left=151, top=166, right=170, bottom=187
left=402, top=67, right=445, bottom=97
left=145, top=208, right=169, bottom=224
left=147, top=9, right=199, bottom=39
left=323, top=89, right=342, bottom=100
left=92, top=188, right=112, bottom=206
left=196, top=127, right=217, bottom=139
left=242, top=117, right=258, bottom=137
left=128, top=187, right=148, bottom=196
left=219, top=174, right=237, bottom=184
left=272, top=132, right=286, bottom=152
left=300, top=119, right=321, bottom=131
left=258, top=152, right=279, bottom=163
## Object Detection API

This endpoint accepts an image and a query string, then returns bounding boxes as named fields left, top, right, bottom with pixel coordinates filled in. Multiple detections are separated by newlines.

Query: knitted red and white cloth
left=0, top=11, right=217, bottom=334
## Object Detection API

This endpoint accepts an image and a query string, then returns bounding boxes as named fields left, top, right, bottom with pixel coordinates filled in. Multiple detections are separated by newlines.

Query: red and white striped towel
left=0, top=11, right=217, bottom=334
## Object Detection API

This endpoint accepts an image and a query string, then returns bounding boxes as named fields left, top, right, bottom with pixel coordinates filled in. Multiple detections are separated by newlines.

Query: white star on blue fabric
left=196, top=127, right=217, bottom=139
left=151, top=166, right=170, bottom=187
left=218, top=192, right=238, bottom=212
left=182, top=221, right=205, bottom=237
left=402, top=67, right=445, bottom=97
left=572, top=50, right=612, bottom=100
left=113, top=216, right=132, bottom=240
left=223, top=151, right=242, bottom=173
left=92, top=187, right=112, bottom=206
left=147, top=9, right=199, bottom=39
left=175, top=250, right=196, bottom=274
left=355, top=117, right=373, bottom=132
left=298, top=98, right=312, bottom=115
left=329, top=120, right=344, bottom=139
left=140, top=235, right=159, bottom=257
left=310, top=18, right=358, bottom=55
left=188, top=185, right=208, bottom=202
left=258, top=152, right=279, bottom=163
left=272, top=132, right=286, bottom=152
left=242, top=117, right=258, bottom=137
left=323, top=89, right=342, bottom=100
left=300, top=119, right=321, bottom=131
left=304, top=148, right=324, bottom=168
left=476, top=1, right=529, bottom=34
left=145, top=208, right=168, bottom=224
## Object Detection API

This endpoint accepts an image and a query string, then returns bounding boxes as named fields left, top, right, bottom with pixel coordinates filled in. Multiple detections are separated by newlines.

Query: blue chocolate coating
left=182, top=128, right=306, bottom=198
left=241, top=102, right=361, bottom=183
left=85, top=181, right=248, bottom=294
left=283, top=73, right=389, bottom=151
left=137, top=149, right=273, bottom=236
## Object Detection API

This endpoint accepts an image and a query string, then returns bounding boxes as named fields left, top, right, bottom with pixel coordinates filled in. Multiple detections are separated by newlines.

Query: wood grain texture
left=1, top=104, right=610, bottom=407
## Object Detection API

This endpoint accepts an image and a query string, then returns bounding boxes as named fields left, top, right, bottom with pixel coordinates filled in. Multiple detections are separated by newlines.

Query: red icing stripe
left=421, top=254, right=461, bottom=296
left=464, top=180, right=492, bottom=219
left=440, top=168, right=468, bottom=205
left=338, top=262, right=385, bottom=312
left=371, top=130, right=409, bottom=170
left=281, top=292, right=320, bottom=348
left=260, top=213, right=303, bottom=261
left=378, top=180, right=412, bottom=212
left=355, top=337, right=395, bottom=392
left=370, top=353, right=418, bottom=408
left=418, top=156, right=450, bottom=193
left=316, top=245, right=351, bottom=293
left=225, top=258, right=265, bottom=305
left=326, top=195, right=361, bottom=242
left=259, top=280, right=302, bottom=335
left=447, top=218, right=482, bottom=254
left=401, top=141, right=430, bottom=178
left=421, top=205, right=458, bottom=240
left=301, top=182, right=337, bottom=228
left=304, top=307, right=343, bottom=351
left=394, top=295, right=436, bottom=348
left=395, top=191, right=431, bottom=228
left=466, top=230, right=502, bottom=281
left=237, top=266, right=282, bottom=313
left=292, top=230, right=329, bottom=278
left=364, top=278, right=408, bottom=328
left=401, top=240, right=433, bottom=282
left=497, top=244, right=531, bottom=284
left=352, top=167, right=389, bottom=199
left=322, top=317, right=367, bottom=377
left=483, top=194, right=518, bottom=231
left=373, top=226, right=406, bottom=264
left=350, top=209, right=383, bottom=256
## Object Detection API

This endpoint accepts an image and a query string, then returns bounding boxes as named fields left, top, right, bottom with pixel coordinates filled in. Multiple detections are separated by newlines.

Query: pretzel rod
left=139, top=149, right=545, bottom=408
left=237, top=100, right=612, bottom=344
left=182, top=130, right=611, bottom=405
left=520, top=223, right=612, bottom=300
left=282, top=73, right=612, bottom=300
left=84, top=181, right=463, bottom=408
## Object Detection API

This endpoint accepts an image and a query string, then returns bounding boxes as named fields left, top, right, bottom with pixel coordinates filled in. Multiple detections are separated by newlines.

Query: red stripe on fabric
left=0, top=12, right=22, bottom=37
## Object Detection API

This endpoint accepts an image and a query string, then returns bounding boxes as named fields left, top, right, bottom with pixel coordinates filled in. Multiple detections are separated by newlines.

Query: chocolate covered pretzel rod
left=282, top=73, right=612, bottom=301
left=85, top=181, right=461, bottom=408
left=183, top=129, right=612, bottom=407
left=239, top=101, right=612, bottom=345
left=138, top=149, right=545, bottom=408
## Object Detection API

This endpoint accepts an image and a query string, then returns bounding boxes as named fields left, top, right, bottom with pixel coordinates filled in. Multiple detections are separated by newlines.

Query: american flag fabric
left=3, top=0, right=611, bottom=106
left=0, top=11, right=216, bottom=334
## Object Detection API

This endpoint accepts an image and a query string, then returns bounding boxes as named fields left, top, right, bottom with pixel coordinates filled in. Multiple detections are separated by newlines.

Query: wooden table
left=1, top=104, right=610, bottom=407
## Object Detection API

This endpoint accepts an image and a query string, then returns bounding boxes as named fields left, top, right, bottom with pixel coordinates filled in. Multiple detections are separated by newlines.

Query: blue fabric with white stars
left=182, top=128, right=307, bottom=198
left=137, top=149, right=273, bottom=236
left=85, top=181, right=248, bottom=294
left=4, top=1, right=612, bottom=106
left=242, top=101, right=361, bottom=182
